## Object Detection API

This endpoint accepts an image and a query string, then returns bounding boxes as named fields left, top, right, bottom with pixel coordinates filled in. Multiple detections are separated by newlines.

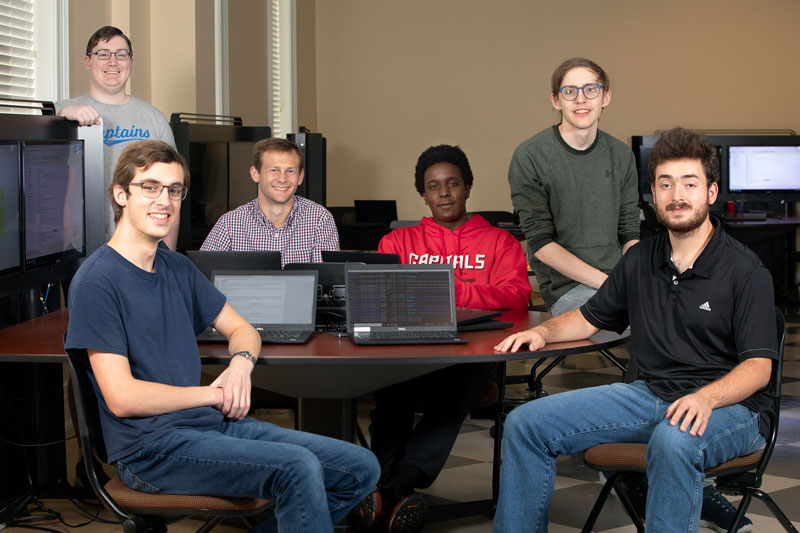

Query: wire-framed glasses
left=558, top=83, right=604, bottom=101
left=128, top=181, right=188, bottom=201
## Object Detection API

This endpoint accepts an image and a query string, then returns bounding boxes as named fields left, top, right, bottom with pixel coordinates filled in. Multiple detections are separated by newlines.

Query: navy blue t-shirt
left=66, top=243, right=227, bottom=462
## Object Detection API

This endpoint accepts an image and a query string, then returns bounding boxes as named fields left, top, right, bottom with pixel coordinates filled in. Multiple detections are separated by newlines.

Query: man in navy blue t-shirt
left=66, top=140, right=379, bottom=532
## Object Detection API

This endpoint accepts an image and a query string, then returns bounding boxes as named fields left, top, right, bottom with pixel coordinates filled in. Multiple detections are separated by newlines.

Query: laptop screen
left=346, top=265, right=456, bottom=330
left=212, top=271, right=316, bottom=326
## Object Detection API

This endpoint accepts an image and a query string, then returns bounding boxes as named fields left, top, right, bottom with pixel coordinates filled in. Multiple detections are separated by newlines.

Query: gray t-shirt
left=55, top=94, right=176, bottom=241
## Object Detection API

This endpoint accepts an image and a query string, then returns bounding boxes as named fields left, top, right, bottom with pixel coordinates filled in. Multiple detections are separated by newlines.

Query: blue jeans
left=549, top=284, right=597, bottom=316
left=494, top=380, right=764, bottom=533
left=115, top=417, right=380, bottom=533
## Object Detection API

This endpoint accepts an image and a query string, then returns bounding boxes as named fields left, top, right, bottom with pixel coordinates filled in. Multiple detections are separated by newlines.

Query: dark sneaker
left=699, top=488, right=753, bottom=533
left=388, top=493, right=427, bottom=533
left=352, top=490, right=381, bottom=531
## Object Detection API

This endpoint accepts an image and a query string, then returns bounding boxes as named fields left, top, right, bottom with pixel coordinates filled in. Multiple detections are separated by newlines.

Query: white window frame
left=32, top=0, right=68, bottom=102
left=215, top=0, right=295, bottom=135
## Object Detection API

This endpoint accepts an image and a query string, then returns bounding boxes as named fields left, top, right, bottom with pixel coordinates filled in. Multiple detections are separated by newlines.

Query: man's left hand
left=209, top=356, right=253, bottom=420
left=666, top=393, right=713, bottom=437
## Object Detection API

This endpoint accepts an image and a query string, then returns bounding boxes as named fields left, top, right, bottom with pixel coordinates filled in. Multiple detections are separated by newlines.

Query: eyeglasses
left=128, top=181, right=188, bottom=201
left=87, top=50, right=132, bottom=61
left=558, top=83, right=604, bottom=101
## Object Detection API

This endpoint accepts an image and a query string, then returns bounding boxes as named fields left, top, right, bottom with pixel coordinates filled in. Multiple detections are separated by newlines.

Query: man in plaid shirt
left=201, top=138, right=338, bottom=265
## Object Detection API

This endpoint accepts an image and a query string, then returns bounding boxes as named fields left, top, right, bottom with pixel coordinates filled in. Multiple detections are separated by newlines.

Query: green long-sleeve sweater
left=508, top=125, right=640, bottom=308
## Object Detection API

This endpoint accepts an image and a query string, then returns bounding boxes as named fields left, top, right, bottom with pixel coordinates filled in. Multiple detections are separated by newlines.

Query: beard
left=656, top=201, right=709, bottom=234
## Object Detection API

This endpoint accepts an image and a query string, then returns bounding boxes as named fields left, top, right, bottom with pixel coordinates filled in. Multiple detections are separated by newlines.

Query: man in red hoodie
left=367, top=145, right=530, bottom=531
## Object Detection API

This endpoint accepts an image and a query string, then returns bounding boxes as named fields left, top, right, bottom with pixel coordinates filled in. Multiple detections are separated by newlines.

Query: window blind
left=0, top=0, right=35, bottom=99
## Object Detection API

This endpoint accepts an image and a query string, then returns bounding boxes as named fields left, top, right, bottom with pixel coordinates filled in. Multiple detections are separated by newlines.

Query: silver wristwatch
left=232, top=350, right=256, bottom=366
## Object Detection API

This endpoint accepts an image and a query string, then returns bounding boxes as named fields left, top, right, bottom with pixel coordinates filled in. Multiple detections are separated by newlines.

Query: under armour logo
left=699, top=301, right=711, bottom=312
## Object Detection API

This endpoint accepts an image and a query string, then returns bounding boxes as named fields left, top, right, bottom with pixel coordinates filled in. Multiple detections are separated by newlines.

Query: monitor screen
left=22, top=140, right=85, bottom=267
left=0, top=142, right=21, bottom=274
left=346, top=267, right=453, bottom=327
left=354, top=200, right=398, bottom=225
left=728, top=146, right=800, bottom=192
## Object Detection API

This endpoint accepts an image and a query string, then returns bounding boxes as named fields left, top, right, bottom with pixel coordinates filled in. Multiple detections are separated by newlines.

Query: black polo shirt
left=581, top=217, right=778, bottom=435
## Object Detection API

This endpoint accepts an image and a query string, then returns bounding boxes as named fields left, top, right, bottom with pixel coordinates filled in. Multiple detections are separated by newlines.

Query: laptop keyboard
left=352, top=330, right=467, bottom=345
left=259, top=330, right=304, bottom=340
left=367, top=331, right=456, bottom=340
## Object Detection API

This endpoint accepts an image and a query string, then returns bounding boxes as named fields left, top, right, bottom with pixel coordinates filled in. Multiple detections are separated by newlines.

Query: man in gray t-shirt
left=56, top=26, right=177, bottom=248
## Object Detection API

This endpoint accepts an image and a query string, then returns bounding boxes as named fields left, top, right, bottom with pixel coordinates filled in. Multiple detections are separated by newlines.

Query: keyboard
left=259, top=330, right=302, bottom=340
left=351, top=331, right=468, bottom=345
left=724, top=212, right=767, bottom=221
left=197, top=328, right=312, bottom=344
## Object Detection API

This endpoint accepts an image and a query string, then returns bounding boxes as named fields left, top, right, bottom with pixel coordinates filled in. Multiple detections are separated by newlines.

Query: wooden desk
left=0, top=308, right=628, bottom=389
left=0, top=308, right=629, bottom=434
left=0, top=308, right=629, bottom=518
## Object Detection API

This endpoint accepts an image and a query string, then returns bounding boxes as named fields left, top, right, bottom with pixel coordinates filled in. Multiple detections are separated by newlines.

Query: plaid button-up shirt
left=200, top=197, right=339, bottom=266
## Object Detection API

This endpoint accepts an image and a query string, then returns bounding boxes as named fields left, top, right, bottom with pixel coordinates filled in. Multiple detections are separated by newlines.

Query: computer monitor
left=0, top=142, right=21, bottom=275
left=321, top=251, right=401, bottom=264
left=21, top=140, right=85, bottom=268
left=185, top=250, right=282, bottom=281
left=354, top=200, right=398, bottom=226
left=728, top=146, right=800, bottom=193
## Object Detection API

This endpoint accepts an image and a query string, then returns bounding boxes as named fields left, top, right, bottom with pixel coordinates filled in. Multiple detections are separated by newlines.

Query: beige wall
left=66, top=0, right=800, bottom=218
left=228, top=0, right=270, bottom=126
left=66, top=0, right=203, bottom=119
left=310, top=0, right=800, bottom=219
left=296, top=0, right=317, bottom=131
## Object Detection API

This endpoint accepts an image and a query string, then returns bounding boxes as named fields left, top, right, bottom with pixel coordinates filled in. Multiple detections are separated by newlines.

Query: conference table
left=0, top=307, right=629, bottom=518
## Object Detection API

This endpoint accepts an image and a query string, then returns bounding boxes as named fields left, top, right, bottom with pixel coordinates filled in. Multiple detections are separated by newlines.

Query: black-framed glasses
left=558, top=83, right=604, bottom=101
left=128, top=181, right=188, bottom=200
left=87, top=50, right=132, bottom=61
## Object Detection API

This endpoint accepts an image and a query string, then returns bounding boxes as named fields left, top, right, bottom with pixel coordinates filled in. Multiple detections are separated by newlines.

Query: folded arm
left=89, top=350, right=222, bottom=418
left=207, top=302, right=262, bottom=420
left=89, top=303, right=260, bottom=421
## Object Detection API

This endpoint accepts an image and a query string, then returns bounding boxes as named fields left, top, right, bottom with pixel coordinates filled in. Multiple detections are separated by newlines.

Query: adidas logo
left=699, top=301, right=711, bottom=312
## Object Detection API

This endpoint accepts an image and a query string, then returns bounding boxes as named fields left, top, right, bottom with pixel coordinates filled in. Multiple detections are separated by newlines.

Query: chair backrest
left=66, top=347, right=109, bottom=464
left=65, top=344, right=131, bottom=521
left=389, top=220, right=419, bottom=230
left=751, top=307, right=786, bottom=482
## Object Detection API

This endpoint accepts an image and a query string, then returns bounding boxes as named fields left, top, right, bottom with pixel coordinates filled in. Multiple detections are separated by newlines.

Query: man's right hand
left=495, top=328, right=546, bottom=353
left=58, top=105, right=101, bottom=126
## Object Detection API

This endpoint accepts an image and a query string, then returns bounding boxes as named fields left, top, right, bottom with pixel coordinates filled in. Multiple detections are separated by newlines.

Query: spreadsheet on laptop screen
left=347, top=269, right=453, bottom=327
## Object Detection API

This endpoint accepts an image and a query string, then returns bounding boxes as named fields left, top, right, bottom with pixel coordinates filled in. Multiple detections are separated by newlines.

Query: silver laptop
left=345, top=264, right=468, bottom=345
left=197, top=270, right=317, bottom=344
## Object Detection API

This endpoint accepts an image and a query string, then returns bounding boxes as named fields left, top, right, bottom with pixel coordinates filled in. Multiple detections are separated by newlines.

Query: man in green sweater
left=508, top=57, right=639, bottom=316
left=508, top=58, right=751, bottom=531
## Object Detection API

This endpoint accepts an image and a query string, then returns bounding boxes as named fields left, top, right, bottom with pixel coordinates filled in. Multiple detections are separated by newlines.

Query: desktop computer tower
left=288, top=130, right=326, bottom=207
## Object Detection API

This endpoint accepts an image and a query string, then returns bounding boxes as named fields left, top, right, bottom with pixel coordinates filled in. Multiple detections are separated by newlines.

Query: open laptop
left=186, top=250, right=282, bottom=281
left=321, top=251, right=400, bottom=264
left=196, top=270, right=317, bottom=344
left=345, top=264, right=468, bottom=345
left=284, top=262, right=347, bottom=311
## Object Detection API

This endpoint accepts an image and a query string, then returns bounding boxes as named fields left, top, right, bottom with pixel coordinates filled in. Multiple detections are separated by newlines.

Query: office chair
left=66, top=347, right=272, bottom=533
left=580, top=308, right=797, bottom=533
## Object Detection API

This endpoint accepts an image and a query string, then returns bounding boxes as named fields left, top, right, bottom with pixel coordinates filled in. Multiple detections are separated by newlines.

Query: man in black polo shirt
left=492, top=127, right=777, bottom=533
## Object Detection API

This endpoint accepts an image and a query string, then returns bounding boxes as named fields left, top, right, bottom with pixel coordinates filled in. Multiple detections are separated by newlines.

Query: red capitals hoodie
left=378, top=215, right=531, bottom=310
